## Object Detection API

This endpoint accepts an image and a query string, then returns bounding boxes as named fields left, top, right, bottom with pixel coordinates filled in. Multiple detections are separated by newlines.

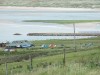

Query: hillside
left=0, top=37, right=100, bottom=75
left=0, top=0, right=100, bottom=8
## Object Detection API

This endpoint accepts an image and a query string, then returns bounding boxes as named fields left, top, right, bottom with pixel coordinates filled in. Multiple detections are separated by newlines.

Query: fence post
left=63, top=49, right=66, bottom=66
left=5, top=62, right=8, bottom=75
left=29, top=55, right=33, bottom=71
left=4, top=54, right=8, bottom=75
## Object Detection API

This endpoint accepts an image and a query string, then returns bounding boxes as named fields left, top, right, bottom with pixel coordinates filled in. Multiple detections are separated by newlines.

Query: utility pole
left=73, top=23, right=76, bottom=51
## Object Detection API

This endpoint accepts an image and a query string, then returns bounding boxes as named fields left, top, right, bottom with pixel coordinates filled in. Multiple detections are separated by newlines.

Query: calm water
left=0, top=9, right=100, bottom=42
left=0, top=10, right=100, bottom=20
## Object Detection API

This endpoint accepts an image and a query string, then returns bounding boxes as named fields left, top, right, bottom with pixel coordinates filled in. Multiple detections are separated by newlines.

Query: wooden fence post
left=63, top=49, right=66, bottom=66
left=29, top=55, right=33, bottom=71
left=4, top=54, right=8, bottom=75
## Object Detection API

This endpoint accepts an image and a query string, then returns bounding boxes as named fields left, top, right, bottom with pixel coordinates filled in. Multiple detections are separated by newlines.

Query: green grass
left=0, top=0, right=100, bottom=8
left=0, top=47, right=100, bottom=75
left=0, top=37, right=100, bottom=63
left=0, top=37, right=100, bottom=75
left=24, top=20, right=100, bottom=24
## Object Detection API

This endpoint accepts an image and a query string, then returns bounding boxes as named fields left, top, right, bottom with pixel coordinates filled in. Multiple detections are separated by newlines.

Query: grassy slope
left=24, top=20, right=100, bottom=24
left=0, top=37, right=100, bottom=75
left=0, top=0, right=100, bottom=8
left=0, top=48, right=100, bottom=75
left=0, top=37, right=100, bottom=61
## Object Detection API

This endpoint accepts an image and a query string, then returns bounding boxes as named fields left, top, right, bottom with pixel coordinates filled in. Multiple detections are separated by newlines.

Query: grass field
left=0, top=37, right=100, bottom=75
left=24, top=20, right=100, bottom=24
left=0, top=0, right=100, bottom=8
left=13, top=48, right=100, bottom=75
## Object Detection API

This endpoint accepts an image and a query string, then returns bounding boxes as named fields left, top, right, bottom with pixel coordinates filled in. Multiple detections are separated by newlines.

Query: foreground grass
left=14, top=64, right=100, bottom=75
left=0, top=37, right=100, bottom=75
left=0, top=48, right=100, bottom=75
left=24, top=20, right=100, bottom=24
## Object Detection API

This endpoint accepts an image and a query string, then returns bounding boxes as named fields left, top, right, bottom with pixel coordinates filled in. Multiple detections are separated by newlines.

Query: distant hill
left=0, top=0, right=100, bottom=8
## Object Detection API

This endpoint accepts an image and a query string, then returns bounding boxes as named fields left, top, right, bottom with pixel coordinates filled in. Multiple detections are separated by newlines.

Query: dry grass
left=0, top=0, right=100, bottom=8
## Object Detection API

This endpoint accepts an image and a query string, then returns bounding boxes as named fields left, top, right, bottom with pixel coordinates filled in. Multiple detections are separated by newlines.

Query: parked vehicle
left=6, top=40, right=34, bottom=48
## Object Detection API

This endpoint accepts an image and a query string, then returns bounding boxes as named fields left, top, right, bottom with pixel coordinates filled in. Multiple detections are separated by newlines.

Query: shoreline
left=0, top=6, right=100, bottom=12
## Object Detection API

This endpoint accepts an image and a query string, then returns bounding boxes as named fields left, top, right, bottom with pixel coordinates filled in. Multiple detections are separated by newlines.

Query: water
left=0, top=10, right=100, bottom=20
left=0, top=9, right=100, bottom=42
